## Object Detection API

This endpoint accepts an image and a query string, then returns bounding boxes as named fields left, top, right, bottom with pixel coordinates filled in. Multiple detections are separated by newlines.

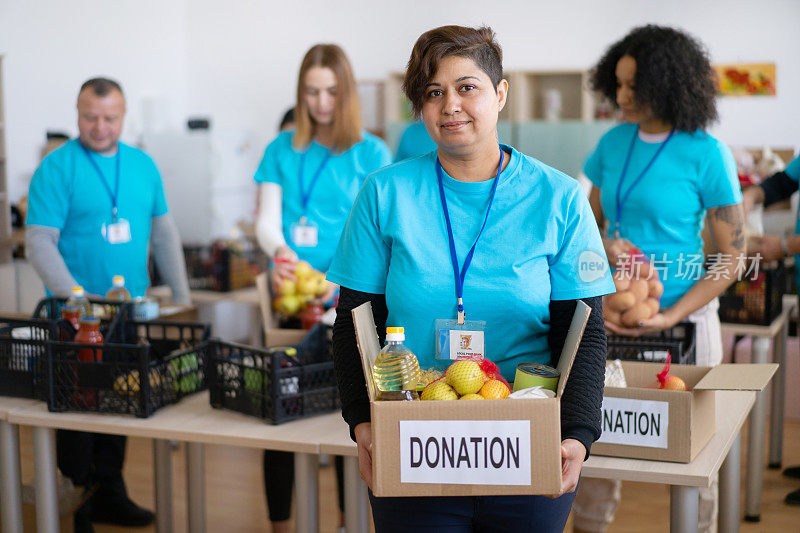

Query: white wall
left=0, top=0, right=190, bottom=201
left=2, top=0, right=798, bottom=201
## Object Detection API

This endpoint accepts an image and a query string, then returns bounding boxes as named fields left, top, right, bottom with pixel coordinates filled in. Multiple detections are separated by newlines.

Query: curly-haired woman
left=573, top=25, right=745, bottom=533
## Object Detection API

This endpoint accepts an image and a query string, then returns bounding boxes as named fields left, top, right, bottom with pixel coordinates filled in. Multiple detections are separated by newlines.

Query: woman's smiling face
left=421, top=55, right=506, bottom=154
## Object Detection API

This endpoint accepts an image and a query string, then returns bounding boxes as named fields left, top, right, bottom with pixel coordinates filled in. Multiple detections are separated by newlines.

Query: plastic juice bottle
left=372, top=327, right=420, bottom=401
left=105, top=275, right=131, bottom=301
left=74, top=317, right=103, bottom=408
left=66, top=286, right=92, bottom=318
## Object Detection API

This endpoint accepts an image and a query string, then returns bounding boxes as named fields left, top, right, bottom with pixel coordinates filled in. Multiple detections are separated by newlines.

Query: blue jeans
left=368, top=488, right=577, bottom=532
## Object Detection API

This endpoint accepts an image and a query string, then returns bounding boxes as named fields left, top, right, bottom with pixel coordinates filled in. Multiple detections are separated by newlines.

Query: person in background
left=742, top=154, right=800, bottom=507
left=394, top=120, right=436, bottom=161
left=574, top=26, right=745, bottom=533
left=26, top=77, right=191, bottom=533
left=253, top=44, right=392, bottom=533
left=329, top=25, right=614, bottom=531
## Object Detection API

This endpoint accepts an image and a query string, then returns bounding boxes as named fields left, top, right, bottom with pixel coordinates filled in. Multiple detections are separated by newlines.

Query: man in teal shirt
left=26, top=78, right=190, bottom=532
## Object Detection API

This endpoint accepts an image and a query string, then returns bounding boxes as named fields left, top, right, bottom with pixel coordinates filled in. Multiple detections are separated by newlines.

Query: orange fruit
left=479, top=379, right=510, bottom=400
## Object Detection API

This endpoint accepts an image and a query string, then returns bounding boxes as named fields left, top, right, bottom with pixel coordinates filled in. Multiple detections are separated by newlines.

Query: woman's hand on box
left=354, top=422, right=373, bottom=490
left=559, top=438, right=585, bottom=495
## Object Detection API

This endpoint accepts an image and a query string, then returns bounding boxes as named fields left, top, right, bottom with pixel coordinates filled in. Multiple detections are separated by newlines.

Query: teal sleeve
left=26, top=157, right=70, bottom=230
left=583, top=143, right=603, bottom=188
left=326, top=177, right=390, bottom=293
left=700, top=142, right=743, bottom=208
left=548, top=186, right=615, bottom=300
left=785, top=156, right=800, bottom=182
left=254, top=137, right=283, bottom=185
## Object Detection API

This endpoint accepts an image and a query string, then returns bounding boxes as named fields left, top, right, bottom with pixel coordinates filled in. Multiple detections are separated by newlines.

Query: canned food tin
left=132, top=297, right=159, bottom=321
left=513, top=363, right=560, bottom=392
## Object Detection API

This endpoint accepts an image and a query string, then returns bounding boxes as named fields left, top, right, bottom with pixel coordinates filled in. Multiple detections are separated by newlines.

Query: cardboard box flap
left=352, top=302, right=380, bottom=402
left=694, top=363, right=778, bottom=391
left=556, top=300, right=591, bottom=398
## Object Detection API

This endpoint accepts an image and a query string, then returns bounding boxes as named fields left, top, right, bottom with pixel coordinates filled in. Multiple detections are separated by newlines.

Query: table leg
left=186, top=442, right=206, bottom=533
left=0, top=420, right=23, bottom=533
left=343, top=456, right=369, bottom=533
left=718, top=433, right=741, bottom=533
left=768, top=318, right=787, bottom=468
left=745, top=336, right=770, bottom=521
left=32, top=426, right=58, bottom=533
left=294, top=452, right=319, bottom=533
left=153, top=439, right=173, bottom=533
left=669, top=485, right=699, bottom=533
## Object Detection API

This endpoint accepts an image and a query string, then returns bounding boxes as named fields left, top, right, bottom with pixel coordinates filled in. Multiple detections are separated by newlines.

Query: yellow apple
left=274, top=294, right=301, bottom=316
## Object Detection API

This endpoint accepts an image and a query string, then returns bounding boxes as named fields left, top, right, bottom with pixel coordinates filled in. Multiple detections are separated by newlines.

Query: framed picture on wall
left=714, top=63, right=777, bottom=96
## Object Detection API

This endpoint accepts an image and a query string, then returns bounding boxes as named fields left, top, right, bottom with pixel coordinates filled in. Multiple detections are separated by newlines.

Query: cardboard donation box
left=592, top=361, right=777, bottom=463
left=352, top=300, right=592, bottom=497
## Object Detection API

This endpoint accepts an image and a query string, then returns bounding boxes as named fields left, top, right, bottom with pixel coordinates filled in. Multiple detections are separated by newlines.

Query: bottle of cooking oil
left=105, top=275, right=131, bottom=301
left=66, top=286, right=93, bottom=318
left=372, top=327, right=420, bottom=401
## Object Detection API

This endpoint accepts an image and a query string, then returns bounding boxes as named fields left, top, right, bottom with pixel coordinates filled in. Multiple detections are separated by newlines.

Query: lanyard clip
left=457, top=310, right=465, bottom=325
left=112, top=206, right=118, bottom=223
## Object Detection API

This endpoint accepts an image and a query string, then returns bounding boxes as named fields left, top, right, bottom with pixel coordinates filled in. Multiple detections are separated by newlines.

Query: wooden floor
left=13, top=417, right=800, bottom=532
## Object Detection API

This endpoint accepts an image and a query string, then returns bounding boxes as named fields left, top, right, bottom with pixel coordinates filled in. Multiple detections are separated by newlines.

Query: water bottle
left=105, top=275, right=131, bottom=301
left=372, top=327, right=420, bottom=401
left=66, top=286, right=92, bottom=318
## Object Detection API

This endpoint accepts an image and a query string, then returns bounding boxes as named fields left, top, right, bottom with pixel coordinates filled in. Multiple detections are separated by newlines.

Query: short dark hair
left=403, top=25, right=503, bottom=118
left=79, top=77, right=124, bottom=98
left=591, top=25, right=717, bottom=132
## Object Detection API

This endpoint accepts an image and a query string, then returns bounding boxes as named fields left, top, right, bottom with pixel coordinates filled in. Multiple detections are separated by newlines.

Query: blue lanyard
left=436, top=147, right=504, bottom=325
left=614, top=127, right=675, bottom=238
left=81, top=142, right=121, bottom=222
left=298, top=149, right=331, bottom=216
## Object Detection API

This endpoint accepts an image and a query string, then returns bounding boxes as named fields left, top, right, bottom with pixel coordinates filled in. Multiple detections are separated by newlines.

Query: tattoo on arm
left=710, top=204, right=745, bottom=251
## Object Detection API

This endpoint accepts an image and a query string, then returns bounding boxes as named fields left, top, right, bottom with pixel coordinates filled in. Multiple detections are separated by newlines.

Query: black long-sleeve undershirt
left=760, top=171, right=798, bottom=208
left=331, top=287, right=607, bottom=457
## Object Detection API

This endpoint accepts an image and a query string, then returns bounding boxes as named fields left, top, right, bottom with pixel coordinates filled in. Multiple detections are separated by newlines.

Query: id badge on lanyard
left=81, top=143, right=130, bottom=245
left=294, top=149, right=330, bottom=249
left=291, top=216, right=319, bottom=247
left=103, top=219, right=132, bottom=244
left=433, top=147, right=503, bottom=362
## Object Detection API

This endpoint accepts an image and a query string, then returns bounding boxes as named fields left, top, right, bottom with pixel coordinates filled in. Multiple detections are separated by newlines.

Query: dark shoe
left=783, top=466, right=800, bottom=479
left=786, top=488, right=800, bottom=506
left=90, top=496, right=155, bottom=527
left=74, top=500, right=94, bottom=533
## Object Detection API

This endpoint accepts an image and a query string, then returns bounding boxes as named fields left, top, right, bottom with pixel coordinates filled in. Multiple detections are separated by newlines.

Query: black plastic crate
left=607, top=321, right=696, bottom=365
left=0, top=317, right=59, bottom=399
left=719, top=263, right=785, bottom=325
left=208, top=324, right=339, bottom=424
left=46, top=320, right=211, bottom=417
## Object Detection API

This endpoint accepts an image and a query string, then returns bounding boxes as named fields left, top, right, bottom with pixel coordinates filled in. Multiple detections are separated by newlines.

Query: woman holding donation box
left=253, top=43, right=391, bottom=533
left=328, top=25, right=615, bottom=531
left=573, top=25, right=745, bottom=533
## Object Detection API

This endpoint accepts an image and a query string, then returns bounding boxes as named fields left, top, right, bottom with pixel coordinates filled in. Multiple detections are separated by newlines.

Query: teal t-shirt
left=395, top=121, right=437, bottom=162
left=254, top=130, right=392, bottom=272
left=327, top=146, right=615, bottom=380
left=26, top=139, right=169, bottom=297
left=584, top=124, right=742, bottom=307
